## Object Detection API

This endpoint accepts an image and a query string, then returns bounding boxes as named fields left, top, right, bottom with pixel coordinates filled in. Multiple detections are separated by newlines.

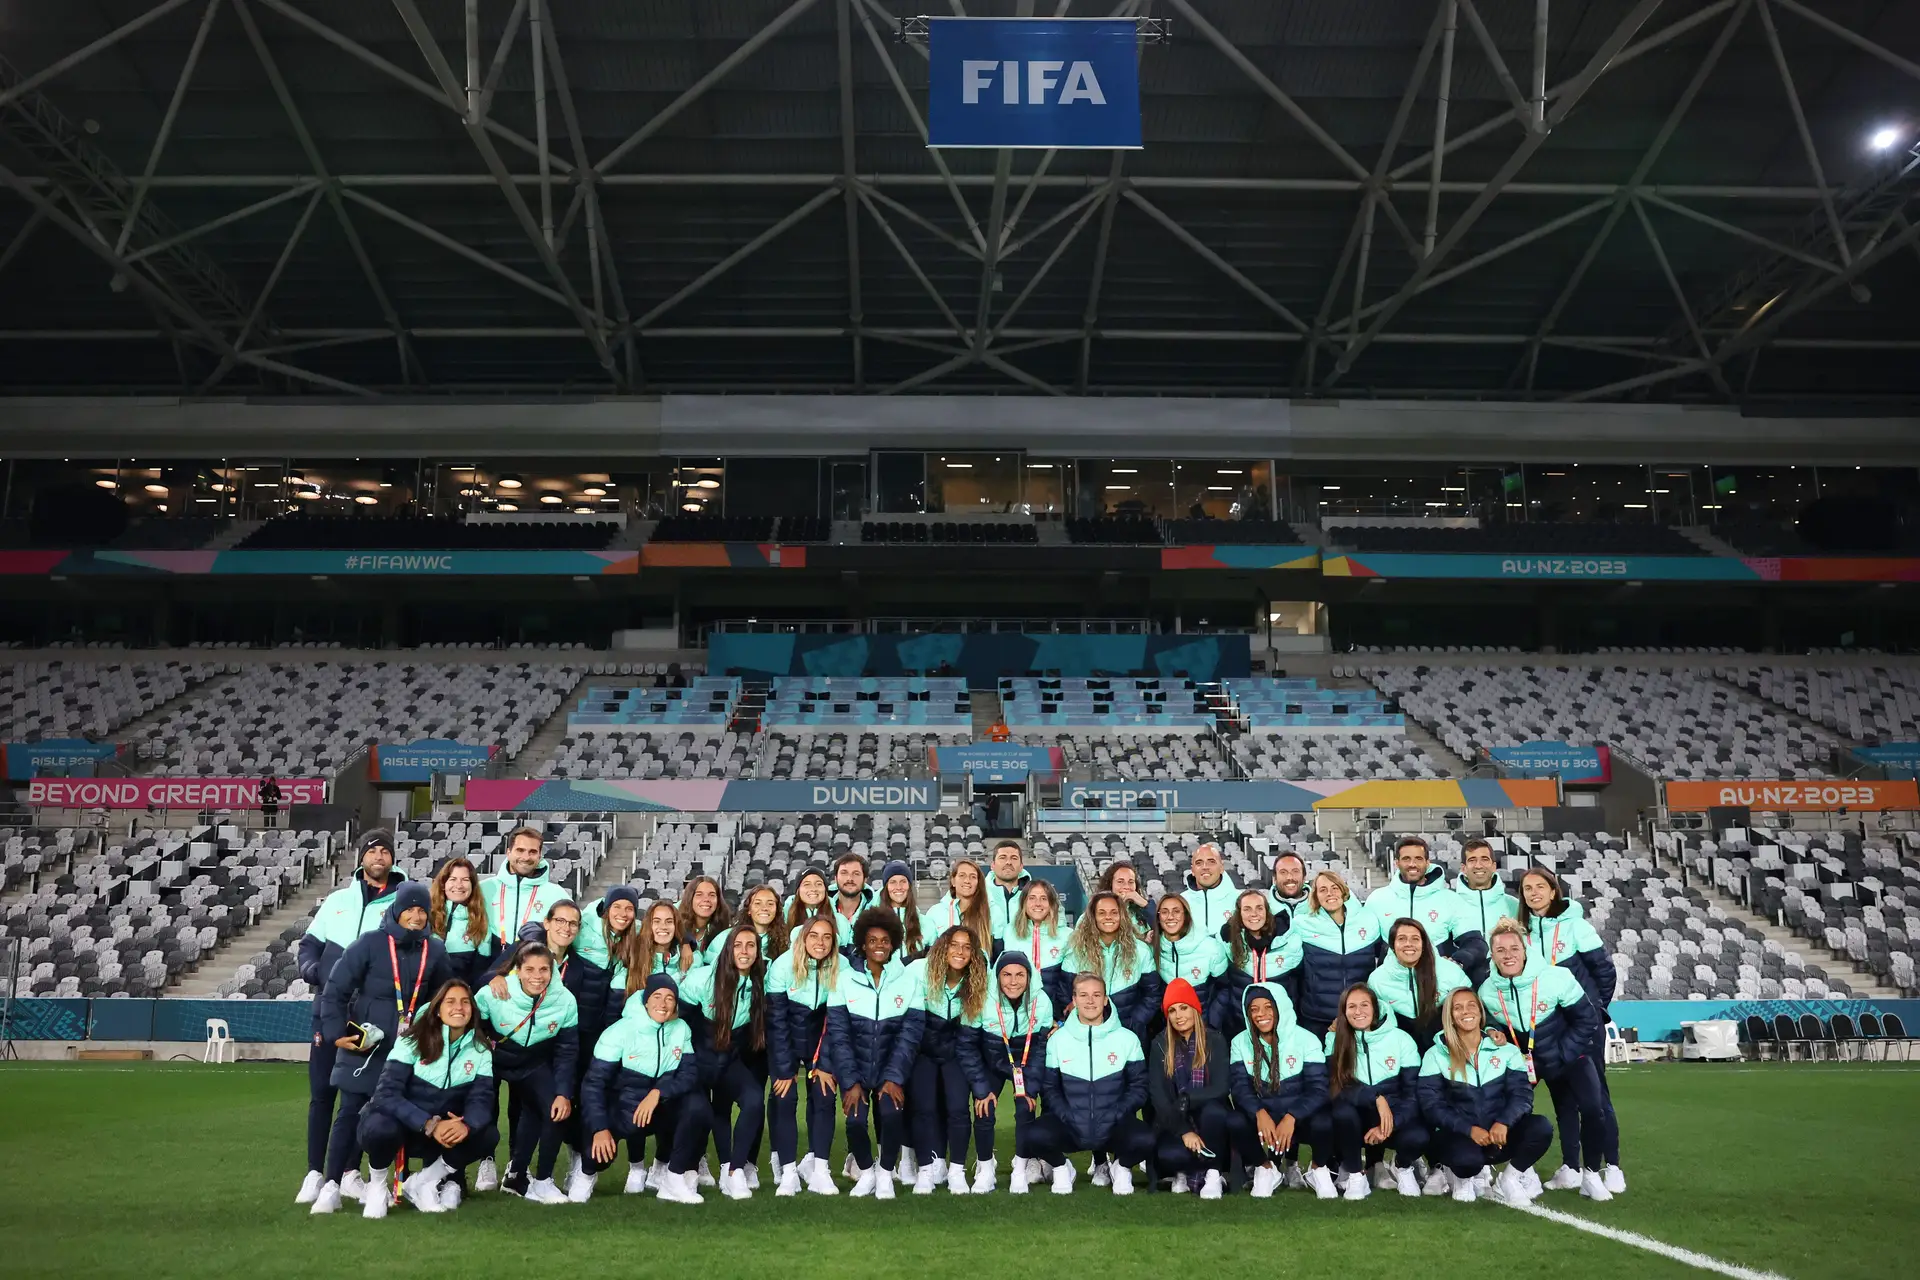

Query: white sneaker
left=657, top=1171, right=704, bottom=1205
left=360, top=1175, right=389, bottom=1220
left=1170, top=1172, right=1189, bottom=1194
left=1091, top=1160, right=1111, bottom=1187
left=566, top=1169, right=596, bottom=1203
left=437, top=1180, right=463, bottom=1210
left=1475, top=1168, right=1493, bottom=1194
left=1546, top=1164, right=1582, bottom=1191
left=770, top=1153, right=784, bottom=1182
left=1395, top=1166, right=1421, bottom=1197
left=1521, top=1167, right=1543, bottom=1197
left=971, top=1161, right=996, bottom=1194
left=873, top=1168, right=896, bottom=1200
left=295, top=1170, right=325, bottom=1205
left=1306, top=1166, right=1338, bottom=1200
left=1580, top=1169, right=1613, bottom=1202
left=1494, top=1167, right=1535, bottom=1206
left=722, top=1168, right=752, bottom=1201
left=696, top=1157, right=716, bottom=1188
left=1451, top=1172, right=1479, bottom=1203
left=776, top=1163, right=802, bottom=1197
left=805, top=1159, right=840, bottom=1195
left=745, top=1163, right=761, bottom=1191
left=1604, top=1165, right=1626, bottom=1194
left=842, top=1154, right=858, bottom=1180
left=647, top=1160, right=667, bottom=1192
left=474, top=1158, right=499, bottom=1192
left=569, top=1152, right=586, bottom=1183
left=1026, top=1157, right=1049, bottom=1183
left=1010, top=1160, right=1030, bottom=1195
left=897, top=1150, right=919, bottom=1181
left=624, top=1164, right=648, bottom=1195
left=1200, top=1169, right=1224, bottom=1200
left=1422, top=1169, right=1451, bottom=1196
left=913, top=1166, right=938, bottom=1195
left=851, top=1166, right=877, bottom=1198
left=1372, top=1163, right=1395, bottom=1190
left=1051, top=1163, right=1076, bottom=1195
left=308, top=1180, right=342, bottom=1215
left=1284, top=1161, right=1307, bottom=1190
left=1111, top=1165, right=1134, bottom=1196
left=1250, top=1165, right=1278, bottom=1198
left=404, top=1160, right=452, bottom=1213
left=948, top=1165, right=970, bottom=1195
left=927, top=1156, right=947, bottom=1183
left=339, top=1169, right=368, bottom=1201
left=1343, top=1171, right=1370, bottom=1201
left=525, top=1176, right=567, bottom=1205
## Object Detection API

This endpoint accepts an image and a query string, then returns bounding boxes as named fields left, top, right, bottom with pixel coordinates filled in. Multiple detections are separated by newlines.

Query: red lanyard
left=388, top=935, right=427, bottom=1028
left=1493, top=978, right=1540, bottom=1039
left=994, top=996, right=1035, bottom=1069
left=495, top=880, right=541, bottom=942
left=1030, top=928, right=1042, bottom=967
left=502, top=988, right=546, bottom=1042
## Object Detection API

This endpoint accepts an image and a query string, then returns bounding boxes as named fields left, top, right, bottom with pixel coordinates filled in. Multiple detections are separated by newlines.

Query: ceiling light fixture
left=354, top=494, right=378, bottom=505
left=539, top=493, right=563, bottom=505
left=682, top=501, right=704, bottom=512
left=695, top=478, right=720, bottom=489
left=497, top=474, right=523, bottom=489
left=144, top=482, right=168, bottom=494
left=582, top=485, right=607, bottom=497
left=496, top=501, right=519, bottom=512
left=95, top=478, right=117, bottom=490
left=1870, top=124, right=1904, bottom=151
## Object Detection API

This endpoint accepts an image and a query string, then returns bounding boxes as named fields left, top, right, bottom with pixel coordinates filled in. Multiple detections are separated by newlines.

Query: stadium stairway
left=163, top=837, right=355, bottom=996
left=505, top=669, right=590, bottom=774
left=1657, top=845, right=1904, bottom=999
left=971, top=690, right=1003, bottom=737
left=1677, top=525, right=1744, bottom=558
left=203, top=520, right=261, bottom=550
left=113, top=675, right=226, bottom=773
left=576, top=826, right=653, bottom=909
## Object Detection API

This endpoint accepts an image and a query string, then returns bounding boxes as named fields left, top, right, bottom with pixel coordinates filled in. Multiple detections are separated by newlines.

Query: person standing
left=1061, top=890, right=1162, bottom=1044
left=678, top=924, right=772, bottom=1200
left=1453, top=838, right=1517, bottom=984
left=259, top=775, right=282, bottom=830
left=1096, top=860, right=1154, bottom=933
left=767, top=916, right=842, bottom=1197
left=1265, top=851, right=1312, bottom=933
left=1003, top=879, right=1072, bottom=1014
left=984, top=841, right=1031, bottom=936
left=1279, top=870, right=1384, bottom=1040
left=474, top=941, right=580, bottom=1204
left=1182, top=842, right=1239, bottom=935
left=830, top=854, right=878, bottom=953
left=478, top=827, right=569, bottom=954
left=907, top=925, right=991, bottom=1194
left=294, top=829, right=406, bottom=1205
left=1365, top=836, right=1486, bottom=985
left=429, top=857, right=498, bottom=986
left=1150, top=893, right=1227, bottom=1025
left=958, top=951, right=1053, bottom=1194
left=1368, top=919, right=1472, bottom=1053
left=825, top=908, right=924, bottom=1198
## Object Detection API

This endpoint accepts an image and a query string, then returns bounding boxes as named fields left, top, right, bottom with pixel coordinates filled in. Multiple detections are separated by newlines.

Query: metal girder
left=988, top=183, right=1110, bottom=344
left=1077, top=152, right=1126, bottom=394
left=115, top=0, right=223, bottom=258
left=1324, top=0, right=1669, bottom=386
left=1455, top=0, right=1534, bottom=129
left=1755, top=0, right=1849, bottom=266
left=1424, top=0, right=1457, bottom=258
left=856, top=184, right=983, bottom=261
left=388, top=0, right=622, bottom=386
left=853, top=0, right=986, bottom=253
left=1123, top=189, right=1310, bottom=334
left=837, top=0, right=865, bottom=389
left=122, top=181, right=317, bottom=265
left=1631, top=196, right=1735, bottom=399
left=199, top=184, right=324, bottom=392
left=0, top=206, right=48, bottom=279
left=0, top=0, right=199, bottom=115
left=856, top=187, right=969, bottom=343
left=476, top=0, right=528, bottom=123
left=1637, top=190, right=1840, bottom=275
left=1769, top=0, right=1920, bottom=89
left=634, top=186, right=842, bottom=329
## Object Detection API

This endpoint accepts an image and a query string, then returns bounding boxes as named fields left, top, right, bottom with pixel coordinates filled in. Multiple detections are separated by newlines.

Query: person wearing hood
left=878, top=859, right=928, bottom=961
left=825, top=907, right=925, bottom=1199
left=1146, top=978, right=1232, bottom=1199
left=474, top=939, right=580, bottom=1204
left=1279, top=870, right=1385, bottom=1040
left=1366, top=837, right=1486, bottom=983
left=355, top=978, right=498, bottom=1217
left=1517, top=866, right=1622, bottom=1191
left=295, top=828, right=407, bottom=1206
left=1097, top=860, right=1154, bottom=933
left=1479, top=919, right=1614, bottom=1202
left=1181, top=842, right=1239, bottom=935
left=783, top=864, right=833, bottom=932
left=1213, top=889, right=1288, bottom=1039
left=478, top=826, right=569, bottom=952
left=923, top=857, right=997, bottom=963
left=1324, top=984, right=1426, bottom=1200
left=907, top=925, right=991, bottom=1194
left=1033, top=972, right=1153, bottom=1196
left=767, top=914, right=843, bottom=1197
left=1264, top=850, right=1312, bottom=934
left=1226, top=980, right=1336, bottom=1198
left=1417, top=987, right=1551, bottom=1205
left=958, top=951, right=1054, bottom=1194
left=1151, top=893, right=1227, bottom=1027
left=578, top=973, right=705, bottom=1205
left=677, top=923, right=771, bottom=1201
left=310, top=880, right=451, bottom=1216
left=1453, top=838, right=1518, bottom=984
left=985, top=841, right=1032, bottom=936
left=1061, top=890, right=1163, bottom=1043
left=430, top=856, right=498, bottom=987
left=1368, top=918, right=1472, bottom=1053
left=1002, top=878, right=1072, bottom=1014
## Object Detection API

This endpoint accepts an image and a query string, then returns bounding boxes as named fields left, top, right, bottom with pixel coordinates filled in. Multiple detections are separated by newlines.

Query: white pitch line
left=1503, top=1198, right=1792, bottom=1280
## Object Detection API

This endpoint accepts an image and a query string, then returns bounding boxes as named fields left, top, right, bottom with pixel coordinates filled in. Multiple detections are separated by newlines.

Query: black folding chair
left=1773, top=1013, right=1806, bottom=1061
left=1831, top=1013, right=1857, bottom=1062
left=1744, top=1014, right=1775, bottom=1061
left=1885, top=1012, right=1914, bottom=1061
left=1799, top=1013, right=1835, bottom=1061
left=1859, top=1012, right=1885, bottom=1061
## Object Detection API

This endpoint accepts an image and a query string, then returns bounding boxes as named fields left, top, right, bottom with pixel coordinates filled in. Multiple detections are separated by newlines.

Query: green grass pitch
left=2, top=1062, right=1916, bottom=1278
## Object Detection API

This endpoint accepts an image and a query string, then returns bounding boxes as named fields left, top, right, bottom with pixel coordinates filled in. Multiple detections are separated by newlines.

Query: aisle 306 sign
left=928, top=18, right=1142, bottom=149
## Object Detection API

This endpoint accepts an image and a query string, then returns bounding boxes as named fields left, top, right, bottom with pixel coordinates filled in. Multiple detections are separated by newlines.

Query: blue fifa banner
left=934, top=743, right=1061, bottom=782
left=928, top=18, right=1142, bottom=149
left=2, top=738, right=120, bottom=780
left=1856, top=743, right=1920, bottom=776
left=1488, top=742, right=1612, bottom=785
left=369, top=739, right=496, bottom=783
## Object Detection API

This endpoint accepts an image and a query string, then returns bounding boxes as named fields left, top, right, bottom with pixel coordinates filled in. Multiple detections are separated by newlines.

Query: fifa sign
left=929, top=18, right=1143, bottom=149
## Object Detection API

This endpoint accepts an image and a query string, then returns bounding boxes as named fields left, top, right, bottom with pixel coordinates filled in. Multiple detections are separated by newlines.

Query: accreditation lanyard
left=1493, top=978, right=1540, bottom=1084
left=495, top=878, right=541, bottom=943
left=388, top=935, right=428, bottom=1034
left=502, top=989, right=547, bottom=1044
left=995, top=998, right=1035, bottom=1098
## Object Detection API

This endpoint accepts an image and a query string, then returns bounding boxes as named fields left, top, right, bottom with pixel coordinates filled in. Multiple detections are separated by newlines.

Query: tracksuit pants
left=1148, top=1098, right=1234, bottom=1177
left=1545, top=1055, right=1617, bottom=1172
left=911, top=1054, right=992, bottom=1167
left=1431, top=1113, right=1554, bottom=1177
left=1226, top=1101, right=1340, bottom=1169
left=499, top=1057, right=564, bottom=1180
left=580, top=1096, right=707, bottom=1177
left=768, top=1070, right=838, bottom=1166
left=323, top=1084, right=375, bottom=1182
left=707, top=1053, right=768, bottom=1172
left=1329, top=1094, right=1431, bottom=1173
left=843, top=1087, right=907, bottom=1171
left=306, top=1035, right=337, bottom=1173
left=1029, top=1114, right=1155, bottom=1169
left=357, top=1110, right=498, bottom=1175
left=1591, top=1040, right=1621, bottom=1165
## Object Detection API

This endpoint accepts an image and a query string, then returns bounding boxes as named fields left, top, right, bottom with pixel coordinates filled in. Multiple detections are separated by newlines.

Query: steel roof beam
left=837, top=0, right=865, bottom=389
left=1123, top=189, right=1311, bottom=334
left=853, top=0, right=986, bottom=253
left=198, top=184, right=324, bottom=392
left=1756, top=0, right=1850, bottom=267
left=114, top=0, right=223, bottom=258
left=0, top=0, right=199, bottom=115
left=1631, top=196, right=1735, bottom=399
left=633, top=187, right=843, bottom=330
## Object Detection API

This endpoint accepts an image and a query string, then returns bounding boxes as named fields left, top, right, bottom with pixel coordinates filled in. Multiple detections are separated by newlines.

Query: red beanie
left=1162, top=977, right=1202, bottom=1014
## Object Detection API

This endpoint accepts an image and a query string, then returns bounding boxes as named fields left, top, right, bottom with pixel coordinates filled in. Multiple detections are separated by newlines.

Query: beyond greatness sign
left=1663, top=779, right=1920, bottom=812
left=26, top=777, right=328, bottom=810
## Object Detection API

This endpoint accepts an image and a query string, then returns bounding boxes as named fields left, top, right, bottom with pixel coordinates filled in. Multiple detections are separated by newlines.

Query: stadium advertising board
left=25, top=776, right=328, bottom=809
left=1062, top=778, right=1558, bottom=811
left=1488, top=741, right=1612, bottom=784
left=369, top=739, right=496, bottom=783
left=465, top=778, right=940, bottom=813
left=928, top=18, right=1142, bottom=149
left=708, top=632, right=1250, bottom=682
left=933, top=743, right=1062, bottom=782
left=1322, top=553, right=1920, bottom=582
left=1855, top=743, right=1920, bottom=774
left=0, top=549, right=639, bottom=576
left=1663, top=779, right=1920, bottom=812
left=1160, top=546, right=1319, bottom=570
left=2, top=738, right=122, bottom=780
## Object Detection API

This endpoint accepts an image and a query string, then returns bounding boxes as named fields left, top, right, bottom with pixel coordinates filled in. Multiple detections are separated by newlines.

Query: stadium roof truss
left=0, top=0, right=1918, bottom=403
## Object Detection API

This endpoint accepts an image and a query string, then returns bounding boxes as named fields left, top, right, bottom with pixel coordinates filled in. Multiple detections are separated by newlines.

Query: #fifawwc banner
left=928, top=18, right=1142, bottom=149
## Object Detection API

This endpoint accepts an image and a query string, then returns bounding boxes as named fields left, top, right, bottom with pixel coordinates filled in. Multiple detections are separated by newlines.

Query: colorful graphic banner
left=1161, top=545, right=1319, bottom=571
left=2, top=738, right=122, bottom=781
left=369, top=739, right=497, bottom=783
left=640, top=543, right=808, bottom=569
left=0, top=549, right=638, bottom=576
left=1489, top=742, right=1612, bottom=784
left=26, top=776, right=329, bottom=810
left=708, top=632, right=1250, bottom=682
left=1323, top=553, right=1756, bottom=581
left=928, top=18, right=1143, bottom=149
left=1610, top=997, right=1920, bottom=1043
left=465, top=778, right=940, bottom=813
left=1663, top=779, right=1920, bottom=812
left=1061, top=778, right=1558, bottom=812
left=932, top=743, right=1064, bottom=782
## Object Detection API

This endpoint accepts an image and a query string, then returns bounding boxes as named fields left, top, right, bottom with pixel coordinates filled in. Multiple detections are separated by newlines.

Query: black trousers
left=1148, top=1098, right=1234, bottom=1177
left=768, top=1072, right=837, bottom=1165
left=911, top=1054, right=993, bottom=1166
left=843, top=1088, right=907, bottom=1171
left=1544, top=1056, right=1615, bottom=1171
left=305, top=1035, right=337, bottom=1173
left=581, top=1095, right=708, bottom=1176
left=1430, top=1113, right=1554, bottom=1176
left=358, top=1110, right=498, bottom=1175
left=1029, top=1114, right=1155, bottom=1168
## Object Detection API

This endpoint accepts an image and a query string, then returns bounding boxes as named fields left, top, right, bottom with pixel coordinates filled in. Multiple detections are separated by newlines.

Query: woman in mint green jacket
left=474, top=941, right=580, bottom=1204
left=678, top=924, right=771, bottom=1201
left=1324, top=984, right=1426, bottom=1199
left=1150, top=893, right=1227, bottom=1026
left=767, top=915, right=842, bottom=1196
left=1061, top=891, right=1162, bottom=1042
left=1367, top=918, right=1472, bottom=1053
left=705, top=883, right=788, bottom=967
left=1002, top=878, right=1072, bottom=1014
left=923, top=858, right=997, bottom=961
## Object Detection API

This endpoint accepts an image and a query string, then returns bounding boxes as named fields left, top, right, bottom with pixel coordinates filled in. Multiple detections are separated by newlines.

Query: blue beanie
left=642, top=972, right=680, bottom=1002
left=600, top=885, right=641, bottom=918
left=880, top=859, right=913, bottom=886
left=393, top=882, right=432, bottom=916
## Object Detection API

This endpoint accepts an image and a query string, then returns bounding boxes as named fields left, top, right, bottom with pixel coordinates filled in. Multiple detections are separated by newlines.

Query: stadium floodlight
left=681, top=502, right=703, bottom=512
left=95, top=478, right=117, bottom=489
left=1870, top=125, right=1903, bottom=151
left=498, top=473, right=524, bottom=489
left=539, top=493, right=564, bottom=505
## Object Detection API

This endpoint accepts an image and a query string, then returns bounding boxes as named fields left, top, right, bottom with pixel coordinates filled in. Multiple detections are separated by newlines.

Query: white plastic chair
left=203, top=1017, right=234, bottom=1064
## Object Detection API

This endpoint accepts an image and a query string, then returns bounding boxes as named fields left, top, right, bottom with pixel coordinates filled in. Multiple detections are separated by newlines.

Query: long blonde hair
left=1069, top=890, right=1141, bottom=981
left=788, top=915, right=841, bottom=988
left=1160, top=999, right=1211, bottom=1077
left=1307, top=869, right=1353, bottom=917
left=1441, top=988, right=1488, bottom=1081
left=924, top=925, right=988, bottom=1021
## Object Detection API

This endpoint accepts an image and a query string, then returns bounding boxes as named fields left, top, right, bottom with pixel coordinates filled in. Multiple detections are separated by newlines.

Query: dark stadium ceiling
left=1, top=0, right=1919, bottom=403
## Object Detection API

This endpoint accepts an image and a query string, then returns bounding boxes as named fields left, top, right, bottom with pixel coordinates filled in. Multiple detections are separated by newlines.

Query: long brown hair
left=1389, top=918, right=1440, bottom=1031
left=1160, top=996, right=1211, bottom=1077
left=405, top=978, right=490, bottom=1064
left=923, top=925, right=988, bottom=1022
left=1246, top=986, right=1283, bottom=1091
left=1151, top=892, right=1194, bottom=970
left=1442, top=988, right=1487, bottom=1081
left=883, top=875, right=925, bottom=957
left=947, top=858, right=995, bottom=956
left=1070, top=890, right=1141, bottom=980
left=739, top=883, right=791, bottom=961
left=785, top=867, right=833, bottom=929
left=1226, top=890, right=1275, bottom=970
left=1515, top=867, right=1569, bottom=926
left=430, top=858, right=490, bottom=946
left=708, top=924, right=767, bottom=1054
left=1327, top=983, right=1382, bottom=1097
left=1011, top=878, right=1063, bottom=941
left=626, top=901, right=687, bottom=996
left=677, top=875, right=732, bottom=950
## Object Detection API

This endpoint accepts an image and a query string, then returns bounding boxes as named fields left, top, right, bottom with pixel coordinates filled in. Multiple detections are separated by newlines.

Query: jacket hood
left=1402, top=865, right=1449, bottom=890
left=1241, top=980, right=1297, bottom=1033
left=355, top=866, right=405, bottom=892
left=1490, top=945, right=1549, bottom=983
left=1536, top=896, right=1586, bottom=921
left=1184, top=869, right=1234, bottom=893
left=502, top=859, right=551, bottom=882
